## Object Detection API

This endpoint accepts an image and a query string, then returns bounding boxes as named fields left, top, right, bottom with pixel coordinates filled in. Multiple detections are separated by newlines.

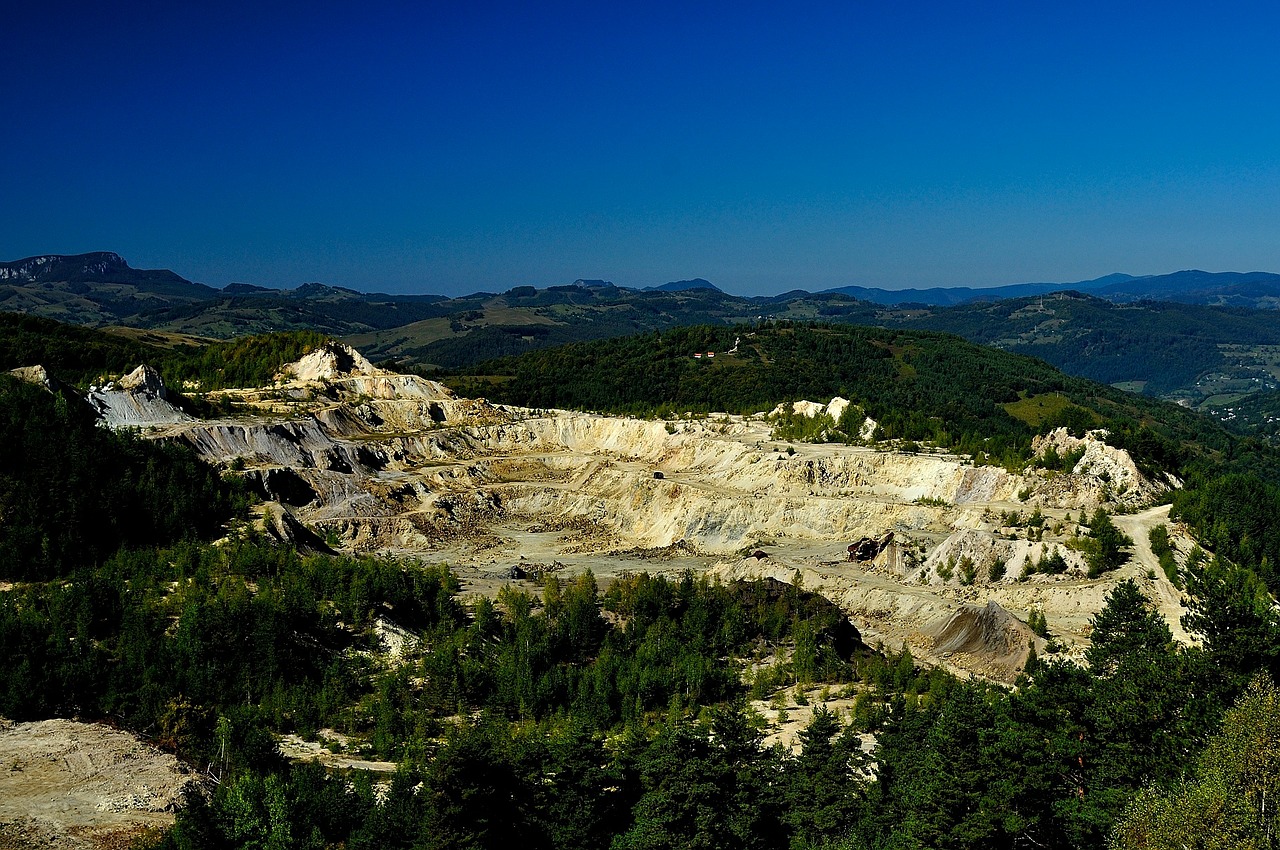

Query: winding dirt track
left=1113, top=504, right=1193, bottom=642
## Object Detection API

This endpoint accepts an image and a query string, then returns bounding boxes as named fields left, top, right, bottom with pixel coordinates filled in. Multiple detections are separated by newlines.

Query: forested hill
left=0, top=312, right=329, bottom=391
left=449, top=322, right=1255, bottom=475
left=887, top=291, right=1280, bottom=396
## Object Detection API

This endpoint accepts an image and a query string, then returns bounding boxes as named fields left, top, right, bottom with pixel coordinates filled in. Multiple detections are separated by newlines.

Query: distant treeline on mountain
left=12, top=253, right=1280, bottom=436
left=7, top=252, right=1280, bottom=340
left=891, top=292, right=1280, bottom=395
left=821, top=269, right=1280, bottom=308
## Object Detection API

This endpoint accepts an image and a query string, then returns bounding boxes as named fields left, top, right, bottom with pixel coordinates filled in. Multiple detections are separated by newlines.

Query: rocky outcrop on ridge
left=1030, top=427, right=1175, bottom=507
left=87, top=365, right=191, bottom=428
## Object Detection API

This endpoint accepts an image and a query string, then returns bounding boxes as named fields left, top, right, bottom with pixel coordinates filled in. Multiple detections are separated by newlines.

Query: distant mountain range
left=819, top=270, right=1280, bottom=308
left=8, top=252, right=1280, bottom=433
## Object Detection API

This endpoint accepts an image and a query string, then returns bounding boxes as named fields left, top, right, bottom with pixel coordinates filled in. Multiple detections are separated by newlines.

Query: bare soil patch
left=0, top=718, right=197, bottom=850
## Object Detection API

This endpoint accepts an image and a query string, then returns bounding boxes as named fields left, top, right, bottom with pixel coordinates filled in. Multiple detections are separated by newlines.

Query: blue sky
left=4, top=1, right=1280, bottom=296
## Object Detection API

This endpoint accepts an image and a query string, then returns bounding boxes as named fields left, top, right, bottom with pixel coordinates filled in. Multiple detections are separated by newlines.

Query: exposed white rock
left=771, top=399, right=827, bottom=418
left=766, top=396, right=875, bottom=438
left=112, top=353, right=1184, bottom=683
left=1028, top=427, right=1171, bottom=507
left=921, top=528, right=1086, bottom=583
left=273, top=342, right=457, bottom=405
left=86, top=365, right=191, bottom=429
left=283, top=343, right=379, bottom=382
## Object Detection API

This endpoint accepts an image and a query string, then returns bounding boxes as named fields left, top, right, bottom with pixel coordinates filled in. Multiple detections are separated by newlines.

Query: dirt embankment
left=0, top=718, right=198, bottom=850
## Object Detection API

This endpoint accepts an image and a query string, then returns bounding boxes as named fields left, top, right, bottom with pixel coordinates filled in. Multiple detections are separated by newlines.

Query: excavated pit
left=34, top=342, right=1193, bottom=683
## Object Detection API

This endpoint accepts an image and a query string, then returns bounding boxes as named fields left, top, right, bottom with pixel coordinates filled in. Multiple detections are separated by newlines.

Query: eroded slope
left=49, top=343, right=1194, bottom=683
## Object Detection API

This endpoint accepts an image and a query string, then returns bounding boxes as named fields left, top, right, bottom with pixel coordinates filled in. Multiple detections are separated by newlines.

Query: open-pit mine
left=65, top=342, right=1194, bottom=685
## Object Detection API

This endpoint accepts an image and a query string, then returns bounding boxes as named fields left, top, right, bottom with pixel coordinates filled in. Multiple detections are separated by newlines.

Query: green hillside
left=892, top=291, right=1280, bottom=397
left=13, top=253, right=1280, bottom=440
left=449, top=322, right=1247, bottom=475
left=0, top=312, right=330, bottom=391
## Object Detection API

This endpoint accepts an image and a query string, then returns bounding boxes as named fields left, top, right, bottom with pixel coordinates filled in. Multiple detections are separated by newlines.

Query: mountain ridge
left=9, top=252, right=1280, bottom=307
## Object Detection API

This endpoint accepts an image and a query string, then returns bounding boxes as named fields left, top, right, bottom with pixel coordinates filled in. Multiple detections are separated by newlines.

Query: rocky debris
left=609, top=539, right=701, bottom=560
left=0, top=718, right=197, bottom=850
left=712, top=551, right=1097, bottom=684
left=277, top=731, right=397, bottom=774
left=922, top=528, right=1086, bottom=584
left=868, top=541, right=916, bottom=578
left=373, top=617, right=416, bottom=660
left=86, top=365, right=192, bottom=429
left=925, top=600, right=1039, bottom=680
left=848, top=532, right=894, bottom=562
left=178, top=416, right=376, bottom=472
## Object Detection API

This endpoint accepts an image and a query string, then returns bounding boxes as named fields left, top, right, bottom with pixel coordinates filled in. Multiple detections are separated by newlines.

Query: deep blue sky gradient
left=4, top=1, right=1280, bottom=295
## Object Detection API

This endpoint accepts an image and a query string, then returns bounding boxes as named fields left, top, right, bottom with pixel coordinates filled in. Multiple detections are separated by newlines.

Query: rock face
left=262, top=502, right=334, bottom=554
left=283, top=342, right=380, bottom=382
left=147, top=353, right=1168, bottom=561
left=99, top=345, right=1182, bottom=683
left=242, top=467, right=319, bottom=506
left=8, top=364, right=59, bottom=391
left=87, top=365, right=192, bottom=428
left=1030, top=427, right=1174, bottom=506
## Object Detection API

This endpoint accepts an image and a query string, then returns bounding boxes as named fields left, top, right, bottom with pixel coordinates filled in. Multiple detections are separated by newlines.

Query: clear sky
left=4, top=1, right=1280, bottom=296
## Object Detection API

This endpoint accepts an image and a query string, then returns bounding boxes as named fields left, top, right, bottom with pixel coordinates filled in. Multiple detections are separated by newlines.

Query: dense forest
left=447, top=322, right=1266, bottom=476
left=6, top=532, right=1278, bottom=848
left=0, top=374, right=247, bottom=579
left=893, top=292, right=1280, bottom=395
left=5, top=318, right=1280, bottom=847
